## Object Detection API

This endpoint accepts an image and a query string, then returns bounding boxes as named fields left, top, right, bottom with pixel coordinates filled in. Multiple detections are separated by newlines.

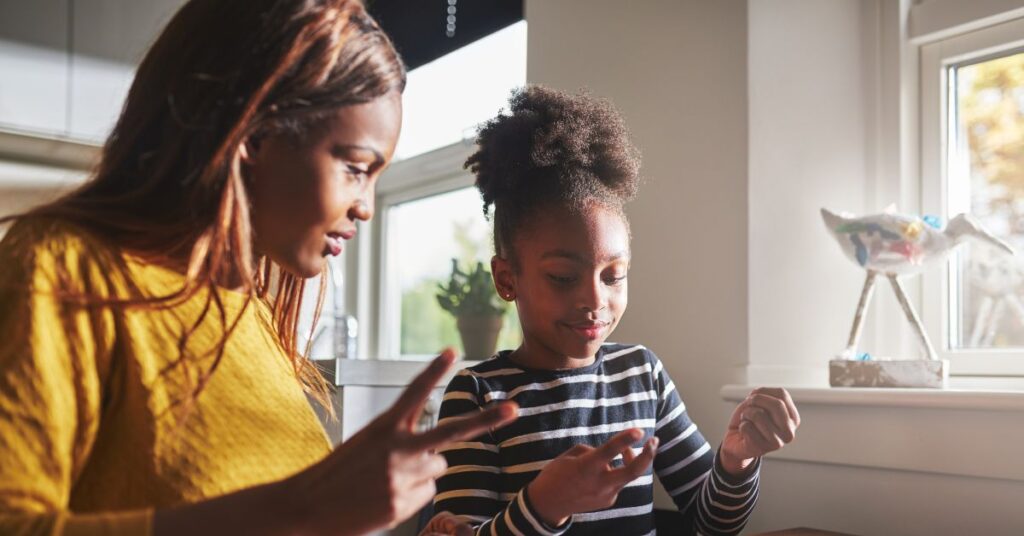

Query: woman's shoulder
left=0, top=216, right=129, bottom=293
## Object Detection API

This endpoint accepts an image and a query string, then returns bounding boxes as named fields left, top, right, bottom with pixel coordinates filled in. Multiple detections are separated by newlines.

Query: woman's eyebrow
left=332, top=144, right=384, bottom=165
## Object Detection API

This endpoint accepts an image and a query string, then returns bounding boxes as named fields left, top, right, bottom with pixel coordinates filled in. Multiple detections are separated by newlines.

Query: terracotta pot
left=456, top=314, right=504, bottom=360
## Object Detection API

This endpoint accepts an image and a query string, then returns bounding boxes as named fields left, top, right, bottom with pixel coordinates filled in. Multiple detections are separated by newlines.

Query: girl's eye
left=548, top=274, right=577, bottom=284
left=604, top=274, right=628, bottom=286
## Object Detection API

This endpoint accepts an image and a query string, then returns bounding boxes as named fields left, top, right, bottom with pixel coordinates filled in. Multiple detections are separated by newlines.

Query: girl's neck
left=509, top=340, right=596, bottom=371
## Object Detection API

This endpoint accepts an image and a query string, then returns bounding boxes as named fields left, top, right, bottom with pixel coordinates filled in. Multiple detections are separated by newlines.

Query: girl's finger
left=752, top=387, right=800, bottom=425
left=738, top=419, right=775, bottom=455
left=586, top=428, right=644, bottom=466
left=742, top=407, right=784, bottom=449
left=610, top=436, right=658, bottom=485
left=562, top=444, right=592, bottom=458
left=748, top=394, right=795, bottom=442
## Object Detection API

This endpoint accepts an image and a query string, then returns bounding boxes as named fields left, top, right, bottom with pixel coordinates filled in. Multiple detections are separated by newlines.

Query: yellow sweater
left=0, top=219, right=331, bottom=536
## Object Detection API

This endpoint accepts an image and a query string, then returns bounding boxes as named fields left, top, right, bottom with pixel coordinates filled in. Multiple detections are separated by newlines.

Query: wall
left=747, top=1, right=1024, bottom=534
left=525, top=0, right=749, bottom=509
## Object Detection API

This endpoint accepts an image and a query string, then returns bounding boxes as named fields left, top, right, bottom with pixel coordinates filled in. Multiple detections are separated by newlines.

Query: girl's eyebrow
left=540, top=249, right=630, bottom=263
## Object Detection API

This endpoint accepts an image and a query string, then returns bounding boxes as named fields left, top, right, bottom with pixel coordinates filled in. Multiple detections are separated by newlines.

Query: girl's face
left=493, top=203, right=630, bottom=368
left=245, top=93, right=402, bottom=278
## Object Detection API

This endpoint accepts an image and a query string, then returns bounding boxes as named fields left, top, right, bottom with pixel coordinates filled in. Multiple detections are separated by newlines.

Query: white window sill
left=721, top=382, right=1024, bottom=483
left=721, top=383, right=1024, bottom=412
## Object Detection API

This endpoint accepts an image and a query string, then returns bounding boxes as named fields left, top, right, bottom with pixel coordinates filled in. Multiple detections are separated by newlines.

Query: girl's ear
left=491, top=255, right=516, bottom=301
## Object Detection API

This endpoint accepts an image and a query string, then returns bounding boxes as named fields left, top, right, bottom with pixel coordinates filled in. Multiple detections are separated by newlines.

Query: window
left=382, top=185, right=520, bottom=359
left=921, top=16, right=1024, bottom=375
left=393, top=21, right=527, bottom=161
left=949, top=52, right=1024, bottom=350
left=362, top=21, right=527, bottom=360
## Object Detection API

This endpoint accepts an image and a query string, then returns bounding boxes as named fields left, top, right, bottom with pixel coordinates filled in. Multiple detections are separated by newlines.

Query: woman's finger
left=407, top=402, right=518, bottom=452
left=388, top=350, right=457, bottom=428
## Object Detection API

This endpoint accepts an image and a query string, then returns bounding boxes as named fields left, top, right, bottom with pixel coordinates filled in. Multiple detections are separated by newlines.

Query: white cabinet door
left=0, top=1, right=69, bottom=136
left=68, top=0, right=185, bottom=141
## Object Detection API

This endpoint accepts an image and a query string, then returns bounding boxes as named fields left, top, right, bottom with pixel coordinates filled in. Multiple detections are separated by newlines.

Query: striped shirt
left=434, top=343, right=760, bottom=535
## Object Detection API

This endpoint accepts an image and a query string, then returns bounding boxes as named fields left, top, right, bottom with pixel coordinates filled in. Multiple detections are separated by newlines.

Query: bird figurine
left=821, top=207, right=1014, bottom=362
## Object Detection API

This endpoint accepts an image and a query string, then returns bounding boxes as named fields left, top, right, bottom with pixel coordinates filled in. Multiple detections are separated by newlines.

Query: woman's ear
left=239, top=136, right=261, bottom=166
left=491, top=255, right=516, bottom=302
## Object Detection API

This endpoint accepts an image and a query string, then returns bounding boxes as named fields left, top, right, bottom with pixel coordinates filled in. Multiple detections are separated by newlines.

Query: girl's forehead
left=521, top=205, right=631, bottom=262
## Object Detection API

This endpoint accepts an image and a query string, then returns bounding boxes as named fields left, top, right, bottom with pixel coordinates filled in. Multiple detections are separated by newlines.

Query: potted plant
left=436, top=259, right=508, bottom=360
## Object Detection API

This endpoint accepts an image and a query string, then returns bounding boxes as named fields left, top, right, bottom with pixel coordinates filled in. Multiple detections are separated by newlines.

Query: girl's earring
left=501, top=290, right=515, bottom=301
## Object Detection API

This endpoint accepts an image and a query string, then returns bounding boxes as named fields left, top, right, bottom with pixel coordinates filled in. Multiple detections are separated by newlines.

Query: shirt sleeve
left=0, top=223, right=153, bottom=536
left=433, top=371, right=571, bottom=536
left=648, top=350, right=759, bottom=535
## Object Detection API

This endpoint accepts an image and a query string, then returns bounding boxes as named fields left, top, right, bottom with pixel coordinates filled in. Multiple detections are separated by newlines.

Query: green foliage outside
left=400, top=217, right=522, bottom=357
left=958, top=52, right=1024, bottom=346
left=436, top=260, right=506, bottom=317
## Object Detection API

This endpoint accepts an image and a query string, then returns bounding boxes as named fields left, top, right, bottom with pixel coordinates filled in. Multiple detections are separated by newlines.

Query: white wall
left=748, top=1, right=1024, bottom=534
left=525, top=0, right=749, bottom=510
left=528, top=0, right=1024, bottom=533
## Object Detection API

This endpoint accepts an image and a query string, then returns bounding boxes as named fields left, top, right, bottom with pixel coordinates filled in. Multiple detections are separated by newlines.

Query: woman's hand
left=419, top=511, right=473, bottom=536
left=719, top=387, right=800, bottom=477
left=286, top=349, right=519, bottom=536
left=527, top=428, right=658, bottom=527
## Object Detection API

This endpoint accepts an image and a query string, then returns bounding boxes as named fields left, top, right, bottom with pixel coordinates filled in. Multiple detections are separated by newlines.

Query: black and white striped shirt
left=434, top=343, right=759, bottom=535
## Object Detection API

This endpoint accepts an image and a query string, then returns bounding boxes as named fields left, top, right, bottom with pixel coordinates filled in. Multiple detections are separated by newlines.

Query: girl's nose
left=579, top=277, right=607, bottom=312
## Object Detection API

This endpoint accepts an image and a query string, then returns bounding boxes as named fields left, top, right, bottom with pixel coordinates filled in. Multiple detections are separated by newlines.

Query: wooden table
left=752, top=529, right=859, bottom=536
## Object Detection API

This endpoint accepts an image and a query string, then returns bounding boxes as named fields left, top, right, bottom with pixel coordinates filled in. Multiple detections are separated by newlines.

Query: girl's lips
left=566, top=322, right=610, bottom=340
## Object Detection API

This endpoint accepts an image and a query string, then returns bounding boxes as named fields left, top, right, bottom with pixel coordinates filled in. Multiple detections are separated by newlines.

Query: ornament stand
left=830, top=270, right=948, bottom=388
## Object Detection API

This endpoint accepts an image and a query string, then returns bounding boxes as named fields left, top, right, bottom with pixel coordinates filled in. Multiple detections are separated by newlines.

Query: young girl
left=433, top=86, right=800, bottom=535
left=0, top=1, right=515, bottom=535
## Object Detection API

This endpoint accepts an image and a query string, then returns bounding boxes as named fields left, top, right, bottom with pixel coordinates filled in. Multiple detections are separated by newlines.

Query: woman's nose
left=350, top=195, right=374, bottom=222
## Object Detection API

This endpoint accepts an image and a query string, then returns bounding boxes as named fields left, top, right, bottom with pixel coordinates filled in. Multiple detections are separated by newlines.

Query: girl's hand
left=720, top=387, right=800, bottom=477
left=527, top=428, right=658, bottom=527
left=419, top=511, right=473, bottom=536
left=285, top=349, right=519, bottom=536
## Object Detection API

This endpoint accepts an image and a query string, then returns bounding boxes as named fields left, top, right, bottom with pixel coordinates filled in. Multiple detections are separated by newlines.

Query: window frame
left=359, top=140, right=479, bottom=360
left=920, top=15, right=1024, bottom=377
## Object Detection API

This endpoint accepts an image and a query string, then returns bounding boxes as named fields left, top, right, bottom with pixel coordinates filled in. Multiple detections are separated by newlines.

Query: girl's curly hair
left=466, top=85, right=640, bottom=260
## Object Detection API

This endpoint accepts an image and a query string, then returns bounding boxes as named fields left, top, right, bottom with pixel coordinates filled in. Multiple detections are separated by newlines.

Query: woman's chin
left=271, top=254, right=324, bottom=279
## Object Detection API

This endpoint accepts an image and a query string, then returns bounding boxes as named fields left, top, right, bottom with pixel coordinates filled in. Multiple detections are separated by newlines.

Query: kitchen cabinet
left=0, top=1, right=69, bottom=136
left=0, top=0, right=184, bottom=141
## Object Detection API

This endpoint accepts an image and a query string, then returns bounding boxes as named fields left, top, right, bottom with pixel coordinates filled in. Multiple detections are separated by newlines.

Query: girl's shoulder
left=600, top=342, right=657, bottom=366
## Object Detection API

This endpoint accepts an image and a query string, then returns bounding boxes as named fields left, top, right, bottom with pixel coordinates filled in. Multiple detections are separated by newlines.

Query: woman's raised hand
left=287, top=349, right=519, bottom=536
left=526, top=428, right=658, bottom=527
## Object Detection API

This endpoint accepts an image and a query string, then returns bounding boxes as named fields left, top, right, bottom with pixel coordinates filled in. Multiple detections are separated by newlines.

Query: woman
left=0, top=1, right=515, bottom=535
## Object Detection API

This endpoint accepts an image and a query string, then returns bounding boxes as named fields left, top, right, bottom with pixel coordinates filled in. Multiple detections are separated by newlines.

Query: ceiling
left=366, top=0, right=523, bottom=71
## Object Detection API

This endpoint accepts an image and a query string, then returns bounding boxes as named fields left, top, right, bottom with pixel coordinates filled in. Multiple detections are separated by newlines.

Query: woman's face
left=245, top=93, right=401, bottom=278
left=493, top=203, right=631, bottom=367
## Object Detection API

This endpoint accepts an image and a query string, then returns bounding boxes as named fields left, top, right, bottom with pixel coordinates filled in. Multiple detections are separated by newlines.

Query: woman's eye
left=344, top=164, right=370, bottom=181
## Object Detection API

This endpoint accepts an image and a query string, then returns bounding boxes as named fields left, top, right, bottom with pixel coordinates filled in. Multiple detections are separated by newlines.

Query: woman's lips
left=325, top=235, right=344, bottom=256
